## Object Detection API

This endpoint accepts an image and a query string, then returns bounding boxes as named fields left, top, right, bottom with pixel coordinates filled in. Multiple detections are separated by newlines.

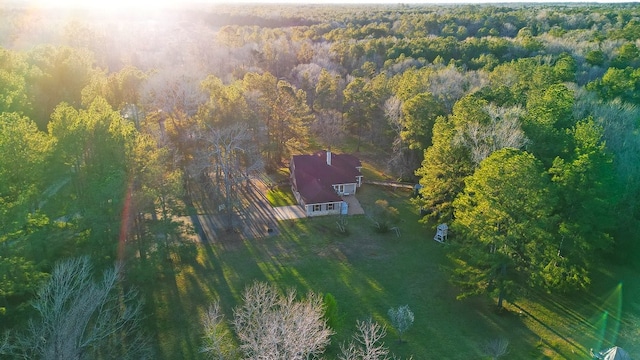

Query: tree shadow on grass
left=139, top=179, right=598, bottom=360
left=134, top=252, right=200, bottom=360
left=130, top=185, right=245, bottom=360
left=510, top=301, right=589, bottom=359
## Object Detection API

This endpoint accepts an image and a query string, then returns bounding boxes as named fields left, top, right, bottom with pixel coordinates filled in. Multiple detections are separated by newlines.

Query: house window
left=327, top=203, right=335, bottom=211
left=335, top=184, right=344, bottom=194
left=313, top=204, right=322, bottom=212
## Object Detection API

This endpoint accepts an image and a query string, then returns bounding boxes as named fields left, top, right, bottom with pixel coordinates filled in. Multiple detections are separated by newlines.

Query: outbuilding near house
left=290, top=150, right=363, bottom=217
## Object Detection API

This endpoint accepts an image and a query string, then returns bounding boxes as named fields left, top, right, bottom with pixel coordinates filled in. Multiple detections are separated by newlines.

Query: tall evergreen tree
left=414, top=116, right=473, bottom=224
left=451, top=149, right=557, bottom=308
left=547, top=118, right=617, bottom=290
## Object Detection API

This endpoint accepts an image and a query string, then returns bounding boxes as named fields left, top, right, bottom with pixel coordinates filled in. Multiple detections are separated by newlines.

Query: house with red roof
left=290, top=150, right=363, bottom=217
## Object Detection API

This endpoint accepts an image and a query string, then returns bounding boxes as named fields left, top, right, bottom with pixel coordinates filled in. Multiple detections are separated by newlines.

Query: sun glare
left=33, top=0, right=190, bottom=10
left=27, top=0, right=635, bottom=8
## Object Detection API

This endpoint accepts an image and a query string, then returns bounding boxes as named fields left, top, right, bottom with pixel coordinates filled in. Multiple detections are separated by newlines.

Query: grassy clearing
left=266, top=185, right=298, bottom=207
left=134, top=184, right=640, bottom=360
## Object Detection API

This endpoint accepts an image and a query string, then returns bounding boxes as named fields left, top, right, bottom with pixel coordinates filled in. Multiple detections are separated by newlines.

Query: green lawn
left=134, top=185, right=640, bottom=359
left=266, top=185, right=298, bottom=207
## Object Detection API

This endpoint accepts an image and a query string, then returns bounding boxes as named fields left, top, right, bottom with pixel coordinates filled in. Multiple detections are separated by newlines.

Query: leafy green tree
left=547, top=118, right=617, bottom=291
left=323, top=293, right=340, bottom=331
left=48, top=98, right=137, bottom=266
left=242, top=73, right=310, bottom=168
left=0, top=256, right=47, bottom=327
left=489, top=57, right=556, bottom=107
left=366, top=73, right=393, bottom=146
left=585, top=50, right=606, bottom=67
left=344, top=77, right=375, bottom=151
left=414, top=116, right=473, bottom=224
left=0, top=113, right=52, bottom=234
left=553, top=53, right=576, bottom=82
left=271, top=81, right=311, bottom=165
left=391, top=66, right=432, bottom=102
left=0, top=113, right=70, bottom=326
left=611, top=18, right=640, bottom=41
left=385, top=95, right=411, bottom=178
left=524, top=83, right=575, bottom=166
left=127, top=131, right=184, bottom=265
left=242, top=72, right=279, bottom=163
left=516, top=27, right=543, bottom=53
left=451, top=149, right=556, bottom=308
left=450, top=94, right=491, bottom=131
left=573, top=89, right=640, bottom=266
left=401, top=92, right=445, bottom=150
left=81, top=65, right=147, bottom=110
left=587, top=67, right=639, bottom=103
left=475, top=85, right=517, bottom=107
left=199, top=75, right=250, bottom=128
left=611, top=42, right=639, bottom=69
left=314, top=68, right=343, bottom=112
left=0, top=48, right=30, bottom=114
left=25, top=45, right=97, bottom=130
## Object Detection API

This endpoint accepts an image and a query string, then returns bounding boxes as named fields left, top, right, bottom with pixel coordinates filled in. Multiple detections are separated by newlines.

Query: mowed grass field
left=135, top=184, right=640, bottom=359
left=266, top=185, right=298, bottom=207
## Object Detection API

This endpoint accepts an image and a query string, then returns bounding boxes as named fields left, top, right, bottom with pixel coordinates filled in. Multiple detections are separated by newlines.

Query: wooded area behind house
left=1, top=2, right=640, bottom=359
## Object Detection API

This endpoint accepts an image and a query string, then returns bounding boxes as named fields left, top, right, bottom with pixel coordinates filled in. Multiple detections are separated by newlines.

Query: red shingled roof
left=291, top=150, right=362, bottom=205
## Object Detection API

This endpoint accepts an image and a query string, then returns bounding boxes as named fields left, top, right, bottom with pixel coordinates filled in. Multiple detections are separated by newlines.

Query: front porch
left=341, top=194, right=364, bottom=215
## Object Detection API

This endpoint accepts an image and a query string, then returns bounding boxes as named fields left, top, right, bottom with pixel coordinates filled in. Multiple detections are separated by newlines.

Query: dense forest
left=1, top=2, right=640, bottom=358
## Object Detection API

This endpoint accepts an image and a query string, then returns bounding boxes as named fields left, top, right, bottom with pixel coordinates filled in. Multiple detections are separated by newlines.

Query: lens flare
left=588, top=283, right=623, bottom=352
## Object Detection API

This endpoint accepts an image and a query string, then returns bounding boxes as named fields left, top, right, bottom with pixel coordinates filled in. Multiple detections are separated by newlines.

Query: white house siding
left=305, top=202, right=343, bottom=217
left=333, top=183, right=357, bottom=196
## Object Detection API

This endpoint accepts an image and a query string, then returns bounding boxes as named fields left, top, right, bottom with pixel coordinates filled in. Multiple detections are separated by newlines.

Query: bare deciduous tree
left=482, top=337, right=510, bottom=360
left=233, top=282, right=333, bottom=360
left=1, top=257, right=149, bottom=360
left=194, top=123, right=263, bottom=230
left=456, top=105, right=528, bottom=165
left=200, top=302, right=236, bottom=360
left=311, top=109, right=346, bottom=148
left=141, top=68, right=206, bottom=117
left=428, top=66, right=488, bottom=112
left=291, top=63, right=322, bottom=108
left=384, top=96, right=403, bottom=135
left=339, top=318, right=390, bottom=360
left=384, top=95, right=417, bottom=179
